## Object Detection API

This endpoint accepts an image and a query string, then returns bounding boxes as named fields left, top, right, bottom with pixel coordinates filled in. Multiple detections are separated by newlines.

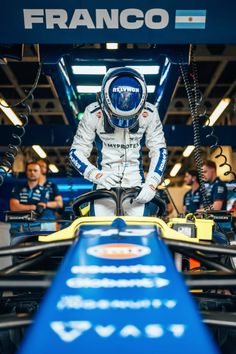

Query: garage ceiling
left=0, top=44, right=236, bottom=184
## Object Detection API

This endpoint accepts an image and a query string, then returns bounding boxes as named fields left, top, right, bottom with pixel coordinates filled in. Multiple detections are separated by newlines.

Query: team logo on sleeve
left=96, top=111, right=102, bottom=119
left=142, top=111, right=149, bottom=118
left=217, top=186, right=224, bottom=193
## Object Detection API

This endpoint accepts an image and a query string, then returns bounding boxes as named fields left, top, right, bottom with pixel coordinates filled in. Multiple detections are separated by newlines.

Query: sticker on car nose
left=86, top=243, right=151, bottom=260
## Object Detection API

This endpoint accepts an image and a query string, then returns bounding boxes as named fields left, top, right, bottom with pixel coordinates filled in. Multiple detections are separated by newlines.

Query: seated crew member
left=202, top=160, right=227, bottom=211
left=70, top=67, right=167, bottom=216
left=10, top=161, right=49, bottom=218
left=37, top=159, right=63, bottom=219
left=183, top=170, right=202, bottom=214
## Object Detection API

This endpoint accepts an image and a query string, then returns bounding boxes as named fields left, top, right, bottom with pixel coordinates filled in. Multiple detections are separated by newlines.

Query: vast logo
left=23, top=8, right=169, bottom=30
left=50, top=321, right=186, bottom=342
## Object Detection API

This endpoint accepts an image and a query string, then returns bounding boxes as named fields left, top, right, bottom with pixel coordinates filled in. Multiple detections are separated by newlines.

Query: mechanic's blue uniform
left=206, top=177, right=227, bottom=210
left=11, top=183, right=54, bottom=220
left=206, top=178, right=229, bottom=243
left=10, top=183, right=52, bottom=238
left=183, top=188, right=202, bottom=214
left=11, top=183, right=47, bottom=206
left=41, top=180, right=61, bottom=219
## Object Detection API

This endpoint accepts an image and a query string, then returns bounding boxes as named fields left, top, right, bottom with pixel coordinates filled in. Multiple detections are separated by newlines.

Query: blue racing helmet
left=101, top=67, right=147, bottom=129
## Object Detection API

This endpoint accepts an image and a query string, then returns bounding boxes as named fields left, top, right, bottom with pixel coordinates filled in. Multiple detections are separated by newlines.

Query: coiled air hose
left=0, top=63, right=42, bottom=186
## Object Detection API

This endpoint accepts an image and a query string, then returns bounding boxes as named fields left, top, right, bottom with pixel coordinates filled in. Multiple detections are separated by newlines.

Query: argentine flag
left=175, top=10, right=206, bottom=29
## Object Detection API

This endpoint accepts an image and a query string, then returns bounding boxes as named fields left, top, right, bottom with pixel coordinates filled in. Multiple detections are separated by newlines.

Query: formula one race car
left=0, top=188, right=236, bottom=354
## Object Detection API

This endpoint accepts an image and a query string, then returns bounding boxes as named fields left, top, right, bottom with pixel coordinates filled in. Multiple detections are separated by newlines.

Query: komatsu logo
left=23, top=8, right=169, bottom=30
left=158, top=148, right=167, bottom=173
left=113, top=87, right=139, bottom=93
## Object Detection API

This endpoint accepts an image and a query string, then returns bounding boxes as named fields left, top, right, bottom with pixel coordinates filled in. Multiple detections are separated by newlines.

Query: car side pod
left=168, top=213, right=214, bottom=241
left=19, top=219, right=219, bottom=354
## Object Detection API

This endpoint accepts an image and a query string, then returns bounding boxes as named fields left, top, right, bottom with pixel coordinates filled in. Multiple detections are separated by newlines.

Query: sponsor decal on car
left=87, top=243, right=151, bottom=259
left=50, top=320, right=185, bottom=342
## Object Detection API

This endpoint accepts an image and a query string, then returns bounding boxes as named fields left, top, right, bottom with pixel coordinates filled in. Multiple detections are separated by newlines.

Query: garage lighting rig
left=40, top=45, right=190, bottom=131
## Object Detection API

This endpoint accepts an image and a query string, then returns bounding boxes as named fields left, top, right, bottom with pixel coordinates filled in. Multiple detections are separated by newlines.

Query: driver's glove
left=135, top=172, right=161, bottom=204
left=86, top=169, right=121, bottom=190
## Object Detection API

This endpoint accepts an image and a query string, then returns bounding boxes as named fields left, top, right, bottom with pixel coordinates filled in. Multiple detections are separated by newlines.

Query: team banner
left=0, top=0, right=235, bottom=44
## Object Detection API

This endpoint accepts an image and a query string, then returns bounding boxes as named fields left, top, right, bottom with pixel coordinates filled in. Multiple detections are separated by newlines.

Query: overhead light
left=161, top=178, right=171, bottom=187
left=159, top=61, right=171, bottom=85
left=106, top=43, right=118, bottom=50
left=126, top=66, right=160, bottom=75
left=207, top=98, right=231, bottom=127
left=60, top=57, right=66, bottom=67
left=58, top=62, right=71, bottom=86
left=32, top=145, right=47, bottom=158
left=72, top=66, right=107, bottom=75
left=0, top=98, right=22, bottom=126
left=76, top=85, right=155, bottom=94
left=76, top=85, right=101, bottom=93
left=183, top=145, right=195, bottom=157
left=170, top=163, right=182, bottom=177
left=49, top=164, right=59, bottom=173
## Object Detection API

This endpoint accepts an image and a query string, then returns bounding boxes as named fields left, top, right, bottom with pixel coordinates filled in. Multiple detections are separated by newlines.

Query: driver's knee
left=92, top=199, right=116, bottom=216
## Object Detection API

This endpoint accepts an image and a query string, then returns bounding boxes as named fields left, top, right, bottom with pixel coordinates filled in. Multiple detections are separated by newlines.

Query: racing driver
left=70, top=67, right=167, bottom=216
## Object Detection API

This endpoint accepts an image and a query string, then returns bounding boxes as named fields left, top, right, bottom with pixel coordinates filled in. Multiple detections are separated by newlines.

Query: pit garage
left=0, top=1, right=236, bottom=354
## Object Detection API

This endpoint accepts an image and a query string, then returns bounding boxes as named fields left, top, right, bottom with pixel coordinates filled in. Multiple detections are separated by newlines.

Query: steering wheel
left=72, top=187, right=167, bottom=217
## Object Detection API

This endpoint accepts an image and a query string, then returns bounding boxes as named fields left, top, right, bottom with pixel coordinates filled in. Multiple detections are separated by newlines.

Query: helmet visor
left=108, top=76, right=143, bottom=115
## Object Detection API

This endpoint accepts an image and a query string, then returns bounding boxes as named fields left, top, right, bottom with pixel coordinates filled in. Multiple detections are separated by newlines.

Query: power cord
left=0, top=63, right=42, bottom=109
left=180, top=59, right=212, bottom=210
left=0, top=97, right=32, bottom=186
left=0, top=62, right=42, bottom=185
left=180, top=47, right=236, bottom=210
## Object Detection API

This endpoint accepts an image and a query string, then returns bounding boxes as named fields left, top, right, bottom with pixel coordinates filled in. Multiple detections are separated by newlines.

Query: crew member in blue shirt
left=183, top=170, right=202, bottom=214
left=10, top=161, right=49, bottom=217
left=202, top=160, right=227, bottom=210
left=37, top=159, right=63, bottom=219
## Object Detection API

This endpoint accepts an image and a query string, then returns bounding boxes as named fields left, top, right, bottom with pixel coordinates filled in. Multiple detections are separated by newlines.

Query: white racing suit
left=70, top=101, right=167, bottom=216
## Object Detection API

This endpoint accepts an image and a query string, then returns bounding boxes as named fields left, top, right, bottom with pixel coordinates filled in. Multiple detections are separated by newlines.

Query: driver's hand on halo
left=135, top=183, right=156, bottom=204
left=94, top=171, right=121, bottom=190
